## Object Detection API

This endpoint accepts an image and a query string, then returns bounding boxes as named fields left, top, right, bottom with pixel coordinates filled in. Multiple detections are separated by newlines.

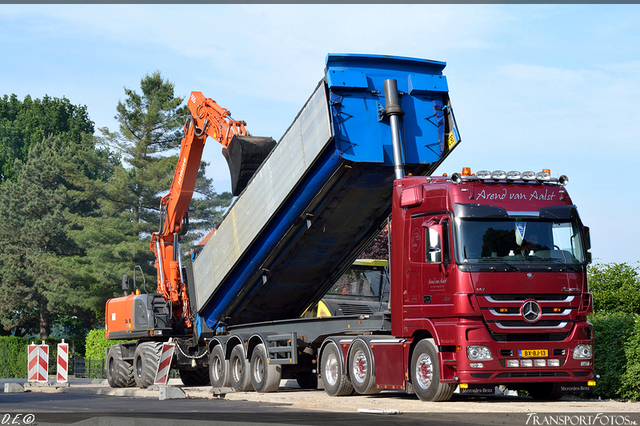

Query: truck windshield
left=455, top=219, right=586, bottom=264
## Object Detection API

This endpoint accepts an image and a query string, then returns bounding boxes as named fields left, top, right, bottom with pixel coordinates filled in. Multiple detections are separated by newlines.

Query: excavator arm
left=150, top=92, right=275, bottom=330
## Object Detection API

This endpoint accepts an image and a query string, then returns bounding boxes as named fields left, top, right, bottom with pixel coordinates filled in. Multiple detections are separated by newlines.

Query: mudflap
left=223, top=135, right=276, bottom=196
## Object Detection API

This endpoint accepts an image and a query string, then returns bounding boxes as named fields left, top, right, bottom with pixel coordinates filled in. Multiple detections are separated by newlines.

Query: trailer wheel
left=179, top=368, right=210, bottom=386
left=410, top=339, right=455, bottom=402
left=229, top=344, right=253, bottom=392
left=106, top=345, right=134, bottom=388
left=250, top=343, right=281, bottom=393
left=348, top=340, right=380, bottom=395
left=209, top=345, right=230, bottom=388
left=526, top=383, right=562, bottom=400
left=321, top=342, right=353, bottom=397
left=133, top=341, right=162, bottom=389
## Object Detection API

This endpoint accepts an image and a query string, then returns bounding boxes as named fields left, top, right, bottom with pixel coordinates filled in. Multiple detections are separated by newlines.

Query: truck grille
left=478, top=294, right=578, bottom=334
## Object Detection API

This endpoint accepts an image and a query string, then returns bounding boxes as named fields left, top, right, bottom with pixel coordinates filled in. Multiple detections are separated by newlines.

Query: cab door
left=421, top=215, right=454, bottom=318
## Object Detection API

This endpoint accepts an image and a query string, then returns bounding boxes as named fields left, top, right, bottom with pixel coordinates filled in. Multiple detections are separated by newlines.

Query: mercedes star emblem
left=521, top=300, right=541, bottom=323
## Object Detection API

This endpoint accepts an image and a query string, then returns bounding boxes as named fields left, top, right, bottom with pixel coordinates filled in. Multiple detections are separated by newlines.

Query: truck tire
left=179, top=368, right=210, bottom=386
left=348, top=340, right=380, bottom=395
left=250, top=343, right=281, bottom=393
left=410, top=339, right=455, bottom=402
left=133, top=341, right=162, bottom=389
left=321, top=341, right=353, bottom=397
left=526, top=383, right=562, bottom=400
left=209, top=345, right=230, bottom=388
left=229, top=344, right=253, bottom=392
left=106, top=345, right=134, bottom=388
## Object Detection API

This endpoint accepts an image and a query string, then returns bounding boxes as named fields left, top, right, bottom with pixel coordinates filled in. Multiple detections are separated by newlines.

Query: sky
left=0, top=4, right=638, bottom=266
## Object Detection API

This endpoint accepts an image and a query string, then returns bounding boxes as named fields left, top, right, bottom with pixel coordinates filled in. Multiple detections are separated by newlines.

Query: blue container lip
left=326, top=53, right=446, bottom=70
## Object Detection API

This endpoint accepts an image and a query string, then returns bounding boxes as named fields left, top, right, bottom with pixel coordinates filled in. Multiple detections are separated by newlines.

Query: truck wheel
left=229, top=344, right=253, bottom=392
left=209, top=345, right=230, bottom=388
left=527, top=383, right=562, bottom=400
left=410, top=339, right=455, bottom=402
left=133, top=341, right=162, bottom=389
left=321, top=341, right=353, bottom=397
left=250, top=343, right=281, bottom=393
left=106, top=345, right=134, bottom=388
left=179, top=368, right=210, bottom=386
left=348, top=340, right=379, bottom=395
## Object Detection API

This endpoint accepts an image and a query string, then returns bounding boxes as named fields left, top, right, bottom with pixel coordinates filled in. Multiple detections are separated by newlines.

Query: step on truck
left=104, top=53, right=594, bottom=401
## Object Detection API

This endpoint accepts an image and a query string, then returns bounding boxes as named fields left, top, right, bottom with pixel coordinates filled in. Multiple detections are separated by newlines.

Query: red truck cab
left=390, top=169, right=594, bottom=400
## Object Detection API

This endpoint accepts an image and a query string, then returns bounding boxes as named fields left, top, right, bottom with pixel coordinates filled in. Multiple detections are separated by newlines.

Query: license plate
left=519, top=349, right=548, bottom=358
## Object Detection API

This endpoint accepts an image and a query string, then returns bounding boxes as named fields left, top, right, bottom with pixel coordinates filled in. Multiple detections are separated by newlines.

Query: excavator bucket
left=223, top=135, right=277, bottom=196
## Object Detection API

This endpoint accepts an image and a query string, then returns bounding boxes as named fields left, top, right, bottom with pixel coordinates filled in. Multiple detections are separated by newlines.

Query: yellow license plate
left=519, top=349, right=548, bottom=358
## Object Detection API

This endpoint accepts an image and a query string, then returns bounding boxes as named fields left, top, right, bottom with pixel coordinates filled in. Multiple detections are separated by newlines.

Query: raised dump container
left=192, top=53, right=459, bottom=330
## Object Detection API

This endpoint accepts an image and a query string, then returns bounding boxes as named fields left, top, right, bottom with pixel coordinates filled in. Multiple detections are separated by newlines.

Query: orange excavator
left=106, top=92, right=275, bottom=338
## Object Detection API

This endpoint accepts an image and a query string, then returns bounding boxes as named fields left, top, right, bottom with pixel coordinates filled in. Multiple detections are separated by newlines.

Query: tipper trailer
left=104, top=54, right=594, bottom=401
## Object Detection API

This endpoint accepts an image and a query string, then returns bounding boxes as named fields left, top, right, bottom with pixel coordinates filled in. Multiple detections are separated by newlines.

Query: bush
left=85, top=329, right=131, bottom=360
left=0, top=336, right=28, bottom=378
left=620, top=315, right=640, bottom=401
left=590, top=311, right=637, bottom=399
left=0, top=336, right=65, bottom=378
left=589, top=262, right=640, bottom=315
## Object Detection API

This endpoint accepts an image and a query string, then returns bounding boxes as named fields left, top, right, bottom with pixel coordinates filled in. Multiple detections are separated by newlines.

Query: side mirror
left=583, top=226, right=591, bottom=250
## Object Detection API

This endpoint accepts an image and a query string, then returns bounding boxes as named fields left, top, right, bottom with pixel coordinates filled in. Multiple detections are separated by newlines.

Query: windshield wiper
left=545, top=257, right=577, bottom=272
left=483, top=260, right=521, bottom=272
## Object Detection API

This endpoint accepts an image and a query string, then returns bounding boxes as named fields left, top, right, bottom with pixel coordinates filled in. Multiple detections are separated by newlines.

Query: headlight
left=467, top=346, right=493, bottom=361
left=573, top=344, right=592, bottom=359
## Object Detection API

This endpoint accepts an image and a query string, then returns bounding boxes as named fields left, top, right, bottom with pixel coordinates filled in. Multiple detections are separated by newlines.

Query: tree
left=99, top=71, right=232, bottom=262
left=0, top=94, right=93, bottom=182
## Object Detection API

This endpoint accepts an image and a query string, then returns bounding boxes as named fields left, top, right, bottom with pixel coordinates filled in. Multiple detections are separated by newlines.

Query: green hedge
left=0, top=337, right=65, bottom=378
left=590, top=311, right=640, bottom=400
left=85, top=329, right=131, bottom=360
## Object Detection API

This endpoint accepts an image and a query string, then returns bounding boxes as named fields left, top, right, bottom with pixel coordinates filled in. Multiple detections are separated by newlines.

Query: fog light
left=507, top=360, right=519, bottom=367
left=467, top=346, right=493, bottom=361
left=548, top=359, right=560, bottom=367
left=521, top=359, right=533, bottom=367
left=470, top=362, right=484, bottom=368
left=581, top=361, right=591, bottom=367
left=573, top=344, right=592, bottom=359
left=534, top=359, right=546, bottom=367
left=507, top=171, right=521, bottom=180
left=492, top=170, right=506, bottom=180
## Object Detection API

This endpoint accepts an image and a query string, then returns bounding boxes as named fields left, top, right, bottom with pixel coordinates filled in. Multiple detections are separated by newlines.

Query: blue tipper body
left=196, top=53, right=459, bottom=332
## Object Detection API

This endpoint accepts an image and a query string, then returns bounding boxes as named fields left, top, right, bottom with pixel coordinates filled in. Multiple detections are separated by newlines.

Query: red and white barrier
left=27, top=342, right=48, bottom=383
left=57, top=341, right=69, bottom=383
left=154, top=343, right=175, bottom=385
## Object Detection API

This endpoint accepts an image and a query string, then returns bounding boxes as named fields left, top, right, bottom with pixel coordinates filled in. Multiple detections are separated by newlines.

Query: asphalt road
left=1, top=379, right=639, bottom=426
